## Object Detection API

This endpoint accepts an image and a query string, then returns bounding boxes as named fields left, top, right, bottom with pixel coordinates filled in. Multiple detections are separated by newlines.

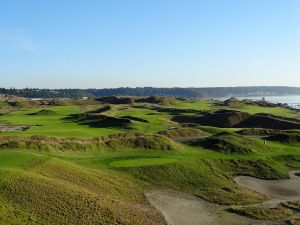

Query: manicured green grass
left=110, top=157, right=178, bottom=167
left=0, top=151, right=45, bottom=169
left=173, top=100, right=215, bottom=111
left=224, top=105, right=297, bottom=118
left=116, top=107, right=171, bottom=133
left=0, top=106, right=119, bottom=137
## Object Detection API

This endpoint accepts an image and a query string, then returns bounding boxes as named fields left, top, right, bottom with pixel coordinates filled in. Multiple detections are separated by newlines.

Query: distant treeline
left=1, top=86, right=300, bottom=99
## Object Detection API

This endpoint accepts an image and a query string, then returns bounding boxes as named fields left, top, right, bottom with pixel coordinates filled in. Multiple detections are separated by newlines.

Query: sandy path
left=146, top=190, right=276, bottom=225
left=234, top=171, right=300, bottom=201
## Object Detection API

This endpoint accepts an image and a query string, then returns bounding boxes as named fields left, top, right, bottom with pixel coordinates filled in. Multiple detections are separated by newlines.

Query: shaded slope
left=237, top=113, right=300, bottom=130
left=186, top=132, right=268, bottom=154
left=29, top=109, right=57, bottom=116
left=265, top=133, right=300, bottom=145
left=172, top=110, right=250, bottom=127
left=237, top=128, right=300, bottom=136
left=172, top=109, right=300, bottom=130
left=66, top=113, right=131, bottom=128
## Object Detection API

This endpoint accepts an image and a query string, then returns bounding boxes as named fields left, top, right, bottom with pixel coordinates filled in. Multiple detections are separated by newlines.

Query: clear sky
left=0, top=0, right=300, bottom=88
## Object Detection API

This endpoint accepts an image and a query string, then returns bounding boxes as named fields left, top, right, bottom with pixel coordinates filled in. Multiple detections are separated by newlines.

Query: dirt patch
left=146, top=190, right=275, bottom=225
left=234, top=171, right=300, bottom=201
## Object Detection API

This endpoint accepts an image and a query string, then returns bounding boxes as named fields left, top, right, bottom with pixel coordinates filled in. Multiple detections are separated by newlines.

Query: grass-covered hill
left=187, top=132, right=269, bottom=154
left=0, top=97, right=300, bottom=224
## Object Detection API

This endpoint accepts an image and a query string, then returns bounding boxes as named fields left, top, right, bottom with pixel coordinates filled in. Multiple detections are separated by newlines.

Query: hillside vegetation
left=186, top=132, right=269, bottom=154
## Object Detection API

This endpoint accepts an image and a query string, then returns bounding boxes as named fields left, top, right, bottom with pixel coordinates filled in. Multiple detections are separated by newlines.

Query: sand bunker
left=146, top=190, right=274, bottom=225
left=235, top=171, right=300, bottom=201
left=0, top=124, right=28, bottom=132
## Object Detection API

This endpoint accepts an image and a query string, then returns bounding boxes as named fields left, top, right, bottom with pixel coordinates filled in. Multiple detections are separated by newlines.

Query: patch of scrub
left=110, top=158, right=178, bottom=168
left=234, top=171, right=300, bottom=200
left=146, top=190, right=273, bottom=225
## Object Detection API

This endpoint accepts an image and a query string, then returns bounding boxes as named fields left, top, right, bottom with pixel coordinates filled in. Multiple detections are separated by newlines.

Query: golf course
left=0, top=96, right=300, bottom=225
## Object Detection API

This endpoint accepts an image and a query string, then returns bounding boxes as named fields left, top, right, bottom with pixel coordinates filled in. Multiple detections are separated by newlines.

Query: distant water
left=216, top=95, right=300, bottom=109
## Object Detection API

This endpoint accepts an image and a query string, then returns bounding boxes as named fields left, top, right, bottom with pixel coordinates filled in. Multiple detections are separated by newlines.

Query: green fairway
left=0, top=151, right=46, bottom=169
left=0, top=106, right=119, bottom=137
left=115, top=107, right=171, bottom=133
left=110, top=157, right=178, bottom=167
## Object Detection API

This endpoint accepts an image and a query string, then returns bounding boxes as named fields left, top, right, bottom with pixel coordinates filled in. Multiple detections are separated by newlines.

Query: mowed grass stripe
left=110, top=157, right=178, bottom=167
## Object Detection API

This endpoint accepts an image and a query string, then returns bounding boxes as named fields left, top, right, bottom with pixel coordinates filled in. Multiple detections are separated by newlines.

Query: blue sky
left=0, top=0, right=300, bottom=88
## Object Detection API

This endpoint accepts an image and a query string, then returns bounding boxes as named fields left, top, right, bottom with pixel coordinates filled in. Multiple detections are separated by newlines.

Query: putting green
left=110, top=157, right=178, bottom=167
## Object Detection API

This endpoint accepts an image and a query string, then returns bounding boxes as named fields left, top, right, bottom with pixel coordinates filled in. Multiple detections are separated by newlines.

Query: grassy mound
left=96, top=96, right=134, bottom=104
left=30, top=109, right=57, bottom=116
left=237, top=128, right=300, bottom=136
left=173, top=109, right=300, bottom=130
left=105, top=134, right=181, bottom=150
left=187, top=132, right=268, bottom=154
left=265, top=133, right=300, bottom=145
left=228, top=205, right=293, bottom=220
left=136, top=96, right=178, bottom=105
left=237, top=128, right=281, bottom=136
left=238, top=113, right=300, bottom=130
left=9, top=101, right=40, bottom=108
left=47, top=99, right=99, bottom=106
left=0, top=158, right=165, bottom=225
left=172, top=110, right=250, bottom=127
left=67, top=113, right=131, bottom=128
left=219, top=97, right=281, bottom=108
left=89, top=105, right=112, bottom=113
left=158, top=128, right=208, bottom=138
left=0, top=133, right=181, bottom=151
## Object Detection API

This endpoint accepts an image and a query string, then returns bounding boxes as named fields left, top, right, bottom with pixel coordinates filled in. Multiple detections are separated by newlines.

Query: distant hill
left=1, top=86, right=300, bottom=99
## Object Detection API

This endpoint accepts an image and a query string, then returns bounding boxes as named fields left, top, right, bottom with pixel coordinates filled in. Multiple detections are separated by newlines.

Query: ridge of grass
left=186, top=132, right=269, bottom=154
